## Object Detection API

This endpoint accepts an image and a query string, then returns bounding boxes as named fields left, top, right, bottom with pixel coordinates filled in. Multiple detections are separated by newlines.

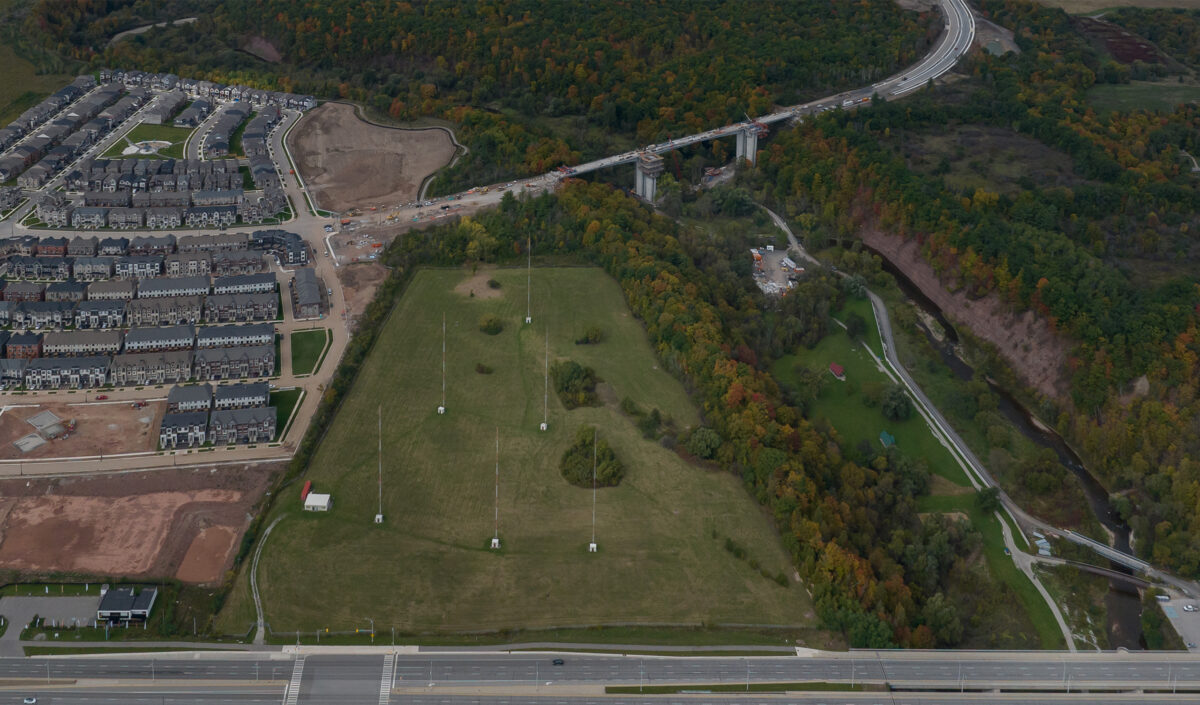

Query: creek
left=868, top=249, right=1144, bottom=649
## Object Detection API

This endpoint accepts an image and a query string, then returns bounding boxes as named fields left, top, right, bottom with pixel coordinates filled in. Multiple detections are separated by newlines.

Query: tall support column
left=736, top=127, right=760, bottom=166
left=634, top=152, right=664, bottom=202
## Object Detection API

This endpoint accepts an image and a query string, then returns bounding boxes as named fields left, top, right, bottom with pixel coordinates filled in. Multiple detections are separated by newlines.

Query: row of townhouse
left=37, top=193, right=286, bottom=229
left=167, top=381, right=269, bottom=412
left=141, top=91, right=188, bottom=125
left=1, top=83, right=145, bottom=188
left=24, top=322, right=275, bottom=358
left=162, top=381, right=275, bottom=447
left=83, top=188, right=243, bottom=207
left=0, top=290, right=276, bottom=329
left=238, top=107, right=281, bottom=157
left=159, top=405, right=276, bottom=447
left=1, top=254, right=272, bottom=283
left=0, top=272, right=274, bottom=300
left=0, top=186, right=24, bottom=213
left=3, top=229, right=306, bottom=266
left=19, top=343, right=275, bottom=390
left=0, top=76, right=95, bottom=154
left=72, top=156, right=240, bottom=190
left=99, top=68, right=315, bottom=112
left=202, top=104, right=251, bottom=158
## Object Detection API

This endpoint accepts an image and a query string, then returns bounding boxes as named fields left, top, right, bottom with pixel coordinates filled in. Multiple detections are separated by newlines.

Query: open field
left=1087, top=80, right=1200, bottom=115
left=289, top=102, right=457, bottom=212
left=234, top=267, right=815, bottom=635
left=0, top=44, right=73, bottom=127
left=101, top=122, right=193, bottom=159
left=0, top=463, right=279, bottom=584
left=290, top=329, right=330, bottom=376
left=0, top=400, right=162, bottom=460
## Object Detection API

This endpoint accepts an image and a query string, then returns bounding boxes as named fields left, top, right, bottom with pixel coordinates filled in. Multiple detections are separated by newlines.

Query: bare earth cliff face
left=861, top=228, right=1071, bottom=400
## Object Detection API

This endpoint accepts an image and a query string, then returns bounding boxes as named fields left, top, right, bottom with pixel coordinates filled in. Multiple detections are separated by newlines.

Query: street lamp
left=364, top=617, right=375, bottom=644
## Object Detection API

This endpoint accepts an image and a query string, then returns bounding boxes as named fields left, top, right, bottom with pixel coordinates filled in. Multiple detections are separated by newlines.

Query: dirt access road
left=288, top=102, right=458, bottom=213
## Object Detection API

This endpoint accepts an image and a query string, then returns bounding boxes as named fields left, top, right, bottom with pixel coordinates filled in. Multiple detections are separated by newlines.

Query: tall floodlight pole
left=374, top=405, right=384, bottom=524
left=589, top=428, right=598, bottom=553
left=491, top=429, right=501, bottom=550
left=437, top=313, right=446, bottom=414
left=525, top=237, right=532, bottom=324
left=540, top=331, right=549, bottom=431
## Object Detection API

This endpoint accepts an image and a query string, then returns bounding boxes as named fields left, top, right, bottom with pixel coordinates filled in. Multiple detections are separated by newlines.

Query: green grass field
left=227, top=267, right=816, bottom=636
left=0, top=45, right=73, bottom=127
left=1087, top=81, right=1200, bottom=117
left=102, top=123, right=193, bottom=159
left=289, top=329, right=330, bottom=376
left=270, top=389, right=303, bottom=439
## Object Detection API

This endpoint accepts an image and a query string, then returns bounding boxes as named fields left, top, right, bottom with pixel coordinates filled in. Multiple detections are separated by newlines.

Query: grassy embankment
left=218, top=267, right=830, bottom=645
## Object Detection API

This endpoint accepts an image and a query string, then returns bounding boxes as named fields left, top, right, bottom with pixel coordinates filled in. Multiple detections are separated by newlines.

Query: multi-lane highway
left=1, top=652, right=1199, bottom=690
left=566, top=0, right=974, bottom=176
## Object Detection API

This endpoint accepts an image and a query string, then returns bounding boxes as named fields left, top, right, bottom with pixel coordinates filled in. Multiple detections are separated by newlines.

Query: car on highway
left=95, top=395, right=108, bottom=400
left=24, top=697, right=37, bottom=704
left=552, top=659, right=564, bottom=666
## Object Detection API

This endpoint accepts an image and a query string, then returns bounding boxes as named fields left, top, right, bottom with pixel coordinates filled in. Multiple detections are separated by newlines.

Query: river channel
left=867, top=249, right=1144, bottom=649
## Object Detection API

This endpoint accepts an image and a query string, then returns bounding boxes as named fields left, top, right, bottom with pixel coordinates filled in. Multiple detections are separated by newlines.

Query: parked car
left=95, top=394, right=108, bottom=400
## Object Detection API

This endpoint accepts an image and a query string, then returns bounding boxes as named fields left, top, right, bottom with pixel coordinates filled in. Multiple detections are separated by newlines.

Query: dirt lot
left=289, top=102, right=457, bottom=213
left=0, top=400, right=163, bottom=460
left=337, top=261, right=389, bottom=328
left=1076, top=17, right=1164, bottom=64
left=453, top=269, right=504, bottom=300
left=0, top=463, right=279, bottom=585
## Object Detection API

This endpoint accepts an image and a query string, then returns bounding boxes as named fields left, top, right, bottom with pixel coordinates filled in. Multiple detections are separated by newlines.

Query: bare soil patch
left=0, top=463, right=279, bottom=584
left=241, top=36, right=282, bottom=63
left=176, top=525, right=238, bottom=584
left=975, top=16, right=1020, bottom=55
left=289, top=102, right=456, bottom=213
left=861, top=227, right=1070, bottom=399
left=0, top=400, right=163, bottom=460
left=337, top=262, right=389, bottom=329
left=453, top=269, right=503, bottom=300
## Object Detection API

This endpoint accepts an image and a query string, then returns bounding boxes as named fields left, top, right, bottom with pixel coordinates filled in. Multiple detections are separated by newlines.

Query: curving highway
left=566, top=0, right=974, bottom=177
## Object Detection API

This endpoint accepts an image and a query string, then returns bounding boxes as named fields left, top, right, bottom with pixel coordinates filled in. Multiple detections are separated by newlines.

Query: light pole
left=365, top=617, right=375, bottom=644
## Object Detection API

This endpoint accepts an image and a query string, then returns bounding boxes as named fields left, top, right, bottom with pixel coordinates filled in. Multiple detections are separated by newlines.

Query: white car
left=1184, top=604, right=1197, bottom=612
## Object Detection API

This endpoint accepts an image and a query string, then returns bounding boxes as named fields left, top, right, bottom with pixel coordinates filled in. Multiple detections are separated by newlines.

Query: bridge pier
left=634, top=152, right=664, bottom=202
left=736, top=127, right=759, bottom=165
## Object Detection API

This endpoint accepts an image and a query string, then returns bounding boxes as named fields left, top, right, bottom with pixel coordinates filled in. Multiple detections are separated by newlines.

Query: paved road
left=3, top=692, right=1199, bottom=705
left=2, top=653, right=1200, bottom=689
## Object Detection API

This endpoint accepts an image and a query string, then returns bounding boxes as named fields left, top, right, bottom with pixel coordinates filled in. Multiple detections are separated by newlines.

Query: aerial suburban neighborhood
left=0, top=0, right=1197, bottom=703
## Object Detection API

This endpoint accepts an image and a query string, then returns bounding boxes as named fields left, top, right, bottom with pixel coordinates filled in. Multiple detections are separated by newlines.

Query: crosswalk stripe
left=379, top=653, right=395, bottom=705
left=283, top=655, right=306, bottom=705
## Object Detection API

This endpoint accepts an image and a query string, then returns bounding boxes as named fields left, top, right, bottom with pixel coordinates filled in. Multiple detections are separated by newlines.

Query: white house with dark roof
left=167, top=383, right=213, bottom=413
left=213, top=381, right=269, bottom=410
left=123, top=324, right=195, bottom=353
left=196, top=323, right=273, bottom=349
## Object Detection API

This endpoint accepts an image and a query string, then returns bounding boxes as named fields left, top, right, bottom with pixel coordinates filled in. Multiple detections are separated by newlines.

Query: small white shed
left=304, top=492, right=332, bottom=512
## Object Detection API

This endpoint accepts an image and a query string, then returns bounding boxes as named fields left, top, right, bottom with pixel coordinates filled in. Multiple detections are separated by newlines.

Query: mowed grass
left=102, top=122, right=194, bottom=159
left=290, top=329, right=330, bottom=376
left=1087, top=81, right=1200, bottom=117
left=770, top=299, right=969, bottom=487
left=246, top=267, right=812, bottom=633
left=0, top=44, right=73, bottom=127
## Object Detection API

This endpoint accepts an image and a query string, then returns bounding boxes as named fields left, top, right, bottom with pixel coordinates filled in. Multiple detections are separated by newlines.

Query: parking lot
left=1161, top=596, right=1200, bottom=651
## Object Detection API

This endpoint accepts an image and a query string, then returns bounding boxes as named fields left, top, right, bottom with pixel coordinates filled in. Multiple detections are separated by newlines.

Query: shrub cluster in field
left=550, top=360, right=599, bottom=408
left=574, top=326, right=604, bottom=345
left=479, top=314, right=504, bottom=335
left=559, top=425, right=625, bottom=487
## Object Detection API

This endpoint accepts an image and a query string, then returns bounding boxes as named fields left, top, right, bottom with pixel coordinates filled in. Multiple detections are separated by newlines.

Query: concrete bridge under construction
left=556, top=0, right=976, bottom=200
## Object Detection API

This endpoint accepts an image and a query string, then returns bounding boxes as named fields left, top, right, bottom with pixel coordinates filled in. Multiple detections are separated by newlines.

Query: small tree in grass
left=479, top=314, right=503, bottom=335
left=559, top=426, right=625, bottom=487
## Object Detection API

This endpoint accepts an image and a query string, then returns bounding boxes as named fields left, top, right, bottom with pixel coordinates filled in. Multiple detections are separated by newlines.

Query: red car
left=95, top=395, right=108, bottom=400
